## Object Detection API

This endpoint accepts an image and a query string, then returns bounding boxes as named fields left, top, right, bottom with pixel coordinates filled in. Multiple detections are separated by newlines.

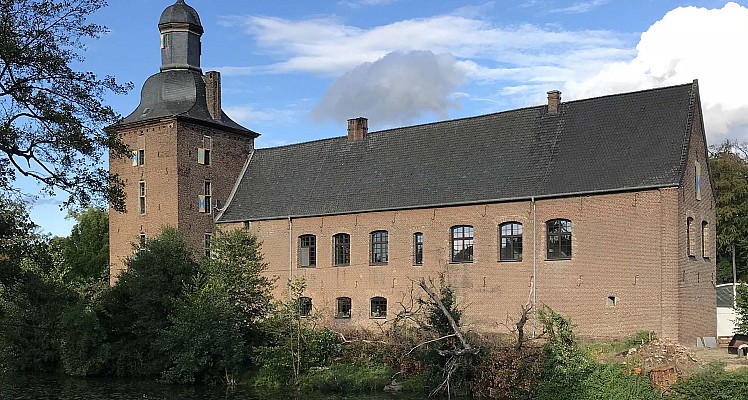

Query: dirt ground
left=691, top=346, right=748, bottom=372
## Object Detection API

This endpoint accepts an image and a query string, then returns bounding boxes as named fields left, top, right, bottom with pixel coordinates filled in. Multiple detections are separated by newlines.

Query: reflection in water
left=0, top=375, right=430, bottom=400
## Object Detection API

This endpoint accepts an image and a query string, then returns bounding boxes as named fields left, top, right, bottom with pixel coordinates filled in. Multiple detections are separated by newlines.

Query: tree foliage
left=0, top=0, right=130, bottom=209
left=710, top=140, right=748, bottom=283
left=55, top=207, right=109, bottom=287
left=735, top=282, right=748, bottom=334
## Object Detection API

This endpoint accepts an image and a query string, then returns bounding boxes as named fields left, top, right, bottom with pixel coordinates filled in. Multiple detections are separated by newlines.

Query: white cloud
left=220, top=14, right=630, bottom=77
left=338, top=0, right=397, bottom=8
left=551, top=0, right=609, bottom=14
left=563, top=2, right=748, bottom=143
left=223, top=104, right=297, bottom=125
left=311, top=51, right=467, bottom=125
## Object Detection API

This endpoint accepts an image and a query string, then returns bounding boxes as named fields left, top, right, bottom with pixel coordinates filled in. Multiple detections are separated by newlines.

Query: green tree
left=159, top=228, right=274, bottom=384
left=735, top=282, right=748, bottom=334
left=710, top=140, right=748, bottom=283
left=97, top=228, right=198, bottom=377
left=0, top=0, right=130, bottom=210
left=0, top=197, right=77, bottom=373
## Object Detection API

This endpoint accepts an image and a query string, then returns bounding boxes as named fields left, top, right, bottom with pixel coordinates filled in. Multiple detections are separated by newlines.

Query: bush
left=297, top=363, right=394, bottom=393
left=669, top=362, right=748, bottom=400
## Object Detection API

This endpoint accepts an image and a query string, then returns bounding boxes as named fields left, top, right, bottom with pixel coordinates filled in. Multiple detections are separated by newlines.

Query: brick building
left=110, top=1, right=716, bottom=344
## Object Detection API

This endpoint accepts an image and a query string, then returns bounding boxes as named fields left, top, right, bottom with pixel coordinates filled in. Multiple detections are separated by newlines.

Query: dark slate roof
left=218, top=81, right=698, bottom=222
left=159, top=0, right=202, bottom=33
left=117, top=69, right=256, bottom=136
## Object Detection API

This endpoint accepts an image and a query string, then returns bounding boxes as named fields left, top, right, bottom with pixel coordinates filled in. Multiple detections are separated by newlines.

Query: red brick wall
left=223, top=186, right=709, bottom=342
left=109, top=118, right=252, bottom=283
left=677, top=102, right=717, bottom=345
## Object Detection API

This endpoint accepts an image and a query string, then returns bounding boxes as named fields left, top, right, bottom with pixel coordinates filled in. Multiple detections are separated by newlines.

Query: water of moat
left=0, top=375, right=467, bottom=400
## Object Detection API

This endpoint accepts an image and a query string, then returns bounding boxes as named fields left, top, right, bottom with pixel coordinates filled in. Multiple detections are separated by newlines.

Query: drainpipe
left=288, top=216, right=293, bottom=299
left=532, top=196, right=537, bottom=338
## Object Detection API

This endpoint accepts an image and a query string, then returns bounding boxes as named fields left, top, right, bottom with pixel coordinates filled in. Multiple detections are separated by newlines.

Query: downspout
left=532, top=196, right=537, bottom=338
left=288, top=216, right=293, bottom=300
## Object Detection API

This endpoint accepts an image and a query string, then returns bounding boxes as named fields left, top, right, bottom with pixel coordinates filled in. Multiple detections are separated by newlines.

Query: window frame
left=298, top=296, right=312, bottom=317
left=370, top=230, right=389, bottom=265
left=138, top=181, right=146, bottom=215
left=333, top=233, right=351, bottom=266
left=702, top=221, right=709, bottom=258
left=199, top=180, right=212, bottom=214
left=336, top=297, right=352, bottom=319
left=546, top=219, right=572, bottom=260
left=370, top=296, right=387, bottom=318
left=413, top=232, right=424, bottom=265
left=204, top=233, right=212, bottom=258
left=450, top=225, right=474, bottom=263
left=299, top=234, right=317, bottom=267
left=687, top=217, right=695, bottom=257
left=499, top=222, right=523, bottom=261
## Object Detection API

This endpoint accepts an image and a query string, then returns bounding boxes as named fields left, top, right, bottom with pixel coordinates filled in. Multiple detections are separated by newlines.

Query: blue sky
left=25, top=0, right=748, bottom=236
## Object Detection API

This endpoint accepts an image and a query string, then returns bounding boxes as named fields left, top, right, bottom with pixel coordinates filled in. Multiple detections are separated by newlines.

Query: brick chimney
left=547, top=90, right=561, bottom=114
left=347, top=117, right=368, bottom=141
left=205, top=70, right=221, bottom=120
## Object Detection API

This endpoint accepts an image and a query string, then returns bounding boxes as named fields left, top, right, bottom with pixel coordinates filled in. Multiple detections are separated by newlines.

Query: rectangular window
left=370, top=297, right=387, bottom=318
left=132, top=149, right=145, bottom=166
left=370, top=231, right=388, bottom=264
left=299, top=235, right=316, bottom=267
left=139, top=233, right=146, bottom=247
left=336, top=297, right=352, bottom=318
left=197, top=136, right=212, bottom=166
left=547, top=219, right=571, bottom=259
left=204, top=233, right=212, bottom=258
left=334, top=233, right=350, bottom=266
left=199, top=180, right=212, bottom=214
left=414, top=232, right=423, bottom=265
left=687, top=217, right=694, bottom=257
left=138, top=181, right=146, bottom=215
left=701, top=221, right=709, bottom=258
left=451, top=225, right=474, bottom=263
left=500, top=222, right=523, bottom=261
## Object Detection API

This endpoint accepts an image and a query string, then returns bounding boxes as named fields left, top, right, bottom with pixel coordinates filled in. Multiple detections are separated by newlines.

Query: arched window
left=687, top=217, right=694, bottom=257
left=413, top=232, right=424, bottom=265
left=370, top=230, right=388, bottom=264
left=298, top=297, right=312, bottom=317
left=701, top=221, right=709, bottom=258
left=499, top=222, right=522, bottom=261
left=333, top=233, right=350, bottom=266
left=370, top=297, right=387, bottom=318
left=546, top=219, right=571, bottom=259
left=336, top=297, right=352, bottom=318
left=299, top=234, right=316, bottom=267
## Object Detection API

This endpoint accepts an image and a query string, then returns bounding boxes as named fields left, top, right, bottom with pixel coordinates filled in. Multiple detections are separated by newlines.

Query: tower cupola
left=158, top=0, right=203, bottom=72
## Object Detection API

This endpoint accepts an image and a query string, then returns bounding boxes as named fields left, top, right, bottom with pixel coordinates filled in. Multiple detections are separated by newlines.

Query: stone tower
left=108, top=0, right=258, bottom=283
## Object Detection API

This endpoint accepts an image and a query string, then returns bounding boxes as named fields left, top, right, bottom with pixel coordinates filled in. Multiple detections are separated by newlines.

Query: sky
left=24, top=0, right=748, bottom=236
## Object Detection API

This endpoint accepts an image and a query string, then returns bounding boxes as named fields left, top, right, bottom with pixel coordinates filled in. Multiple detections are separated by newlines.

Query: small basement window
left=606, top=296, right=617, bottom=307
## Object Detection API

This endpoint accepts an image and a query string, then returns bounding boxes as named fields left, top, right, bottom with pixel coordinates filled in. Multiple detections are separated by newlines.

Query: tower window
left=204, top=233, right=212, bottom=258
left=687, top=217, right=694, bottom=257
left=199, top=180, right=212, bottom=213
left=702, top=221, right=709, bottom=258
left=131, top=149, right=145, bottom=166
left=198, top=136, right=212, bottom=166
left=138, top=181, right=146, bottom=215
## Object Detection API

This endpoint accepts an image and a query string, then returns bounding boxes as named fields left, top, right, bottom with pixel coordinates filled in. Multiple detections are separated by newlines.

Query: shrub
left=669, top=362, right=748, bottom=400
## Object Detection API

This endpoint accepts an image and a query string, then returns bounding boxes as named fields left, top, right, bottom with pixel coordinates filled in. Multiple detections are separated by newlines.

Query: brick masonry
left=109, top=118, right=253, bottom=283
left=109, top=96, right=715, bottom=346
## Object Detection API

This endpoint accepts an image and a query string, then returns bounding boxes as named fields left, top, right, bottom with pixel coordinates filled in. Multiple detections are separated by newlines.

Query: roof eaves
left=217, top=182, right=680, bottom=223
left=675, top=79, right=699, bottom=187
left=215, top=149, right=255, bottom=223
